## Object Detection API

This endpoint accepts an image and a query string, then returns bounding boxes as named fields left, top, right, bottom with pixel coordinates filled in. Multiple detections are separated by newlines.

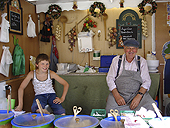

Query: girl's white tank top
left=32, top=70, right=55, bottom=95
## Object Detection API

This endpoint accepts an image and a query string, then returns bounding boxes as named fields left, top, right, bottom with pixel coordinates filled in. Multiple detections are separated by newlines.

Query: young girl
left=15, top=53, right=69, bottom=115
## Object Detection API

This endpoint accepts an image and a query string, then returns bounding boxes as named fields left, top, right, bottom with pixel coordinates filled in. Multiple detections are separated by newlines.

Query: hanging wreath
left=138, top=0, right=157, bottom=15
left=89, top=2, right=106, bottom=17
left=47, top=4, right=62, bottom=19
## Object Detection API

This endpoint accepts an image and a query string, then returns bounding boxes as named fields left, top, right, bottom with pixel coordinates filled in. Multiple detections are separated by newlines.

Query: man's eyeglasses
left=125, top=47, right=137, bottom=51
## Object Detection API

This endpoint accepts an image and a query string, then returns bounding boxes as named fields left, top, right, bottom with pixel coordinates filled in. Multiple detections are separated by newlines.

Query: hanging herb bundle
left=138, top=0, right=157, bottom=15
left=107, top=27, right=117, bottom=48
left=67, top=27, right=77, bottom=52
left=0, top=0, right=11, bottom=12
left=82, top=17, right=97, bottom=32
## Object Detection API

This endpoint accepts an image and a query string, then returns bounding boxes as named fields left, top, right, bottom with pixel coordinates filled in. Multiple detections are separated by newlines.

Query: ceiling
left=26, top=0, right=170, bottom=5
left=26, top=0, right=169, bottom=13
left=26, top=0, right=96, bottom=5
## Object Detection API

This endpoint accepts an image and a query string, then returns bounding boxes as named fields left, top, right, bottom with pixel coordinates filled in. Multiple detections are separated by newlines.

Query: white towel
left=0, top=46, right=13, bottom=77
left=12, top=109, right=26, bottom=117
left=0, top=13, right=10, bottom=43
left=27, top=15, right=36, bottom=38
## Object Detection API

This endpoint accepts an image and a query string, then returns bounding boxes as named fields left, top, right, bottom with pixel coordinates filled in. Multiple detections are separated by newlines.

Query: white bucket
left=57, top=63, right=68, bottom=74
left=93, top=50, right=100, bottom=60
left=57, top=63, right=68, bottom=71
left=93, top=50, right=100, bottom=57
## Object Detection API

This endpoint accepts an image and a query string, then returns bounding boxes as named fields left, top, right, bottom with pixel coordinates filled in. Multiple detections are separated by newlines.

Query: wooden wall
left=0, top=0, right=39, bottom=112
left=39, top=4, right=168, bottom=113
left=39, top=7, right=152, bottom=67
left=0, top=1, right=169, bottom=113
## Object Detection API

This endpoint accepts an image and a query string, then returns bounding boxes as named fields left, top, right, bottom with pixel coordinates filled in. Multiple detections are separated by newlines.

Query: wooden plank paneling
left=0, top=0, right=39, bottom=82
left=0, top=0, right=39, bottom=112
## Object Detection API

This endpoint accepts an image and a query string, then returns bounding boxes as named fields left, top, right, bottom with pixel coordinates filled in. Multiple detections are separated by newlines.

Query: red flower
left=93, top=24, right=97, bottom=28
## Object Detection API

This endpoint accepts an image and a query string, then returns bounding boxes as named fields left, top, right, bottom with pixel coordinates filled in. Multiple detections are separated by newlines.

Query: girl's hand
left=53, top=97, right=65, bottom=104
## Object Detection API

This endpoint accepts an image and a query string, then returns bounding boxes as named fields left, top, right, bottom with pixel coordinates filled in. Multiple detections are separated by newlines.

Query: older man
left=105, top=39, right=156, bottom=113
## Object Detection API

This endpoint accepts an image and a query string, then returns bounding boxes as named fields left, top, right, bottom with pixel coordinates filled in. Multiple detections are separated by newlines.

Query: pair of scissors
left=73, top=106, right=82, bottom=117
left=110, top=109, right=119, bottom=121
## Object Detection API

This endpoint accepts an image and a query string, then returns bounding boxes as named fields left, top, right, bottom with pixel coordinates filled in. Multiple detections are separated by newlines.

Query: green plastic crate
left=90, top=109, right=106, bottom=121
left=119, top=110, right=135, bottom=116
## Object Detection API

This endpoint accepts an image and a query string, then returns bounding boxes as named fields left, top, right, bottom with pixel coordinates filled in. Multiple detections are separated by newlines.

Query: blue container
left=0, top=110, right=14, bottom=126
left=100, top=55, right=117, bottom=68
left=53, top=115, right=99, bottom=128
left=11, top=113, right=54, bottom=128
left=98, top=68, right=109, bottom=73
left=100, top=116, right=123, bottom=128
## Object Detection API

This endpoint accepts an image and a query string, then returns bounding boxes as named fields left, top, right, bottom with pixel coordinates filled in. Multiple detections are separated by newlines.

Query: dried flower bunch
left=82, top=17, right=97, bottom=32
left=107, top=27, right=117, bottom=48
left=68, top=27, right=77, bottom=52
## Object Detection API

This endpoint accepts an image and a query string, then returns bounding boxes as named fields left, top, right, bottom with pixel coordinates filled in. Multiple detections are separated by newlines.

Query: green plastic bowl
left=11, top=113, right=54, bottom=128
left=0, top=110, right=14, bottom=126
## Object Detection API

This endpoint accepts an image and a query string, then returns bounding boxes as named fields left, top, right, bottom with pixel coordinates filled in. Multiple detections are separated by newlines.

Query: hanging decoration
left=27, top=15, right=36, bottom=38
left=141, top=16, right=148, bottom=38
left=89, top=2, right=106, bottom=17
left=107, top=27, right=117, bottom=48
left=81, top=17, right=97, bottom=32
left=72, top=1, right=78, bottom=10
left=119, top=35, right=123, bottom=46
left=40, top=14, right=53, bottom=42
left=55, top=24, right=61, bottom=40
left=0, top=0, right=10, bottom=12
left=167, top=3, right=170, bottom=26
left=67, top=27, right=77, bottom=52
left=138, top=0, right=157, bottom=16
left=47, top=4, right=62, bottom=19
left=52, top=35, right=59, bottom=59
left=119, top=0, right=124, bottom=8
left=0, top=13, right=10, bottom=43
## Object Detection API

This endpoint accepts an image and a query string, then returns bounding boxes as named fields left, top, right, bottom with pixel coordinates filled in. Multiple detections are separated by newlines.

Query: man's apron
left=106, top=57, right=155, bottom=113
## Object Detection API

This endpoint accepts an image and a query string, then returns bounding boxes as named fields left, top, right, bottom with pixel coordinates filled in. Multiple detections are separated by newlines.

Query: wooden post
left=88, top=52, right=90, bottom=66
left=143, top=40, right=145, bottom=59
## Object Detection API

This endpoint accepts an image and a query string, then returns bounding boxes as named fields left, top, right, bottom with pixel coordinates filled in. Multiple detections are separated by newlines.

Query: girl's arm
left=15, top=71, right=33, bottom=111
left=50, top=71, right=69, bottom=102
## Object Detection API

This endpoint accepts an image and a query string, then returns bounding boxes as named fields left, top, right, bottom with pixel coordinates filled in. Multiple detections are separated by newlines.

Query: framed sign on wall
left=7, top=0, right=23, bottom=35
left=116, top=9, right=142, bottom=49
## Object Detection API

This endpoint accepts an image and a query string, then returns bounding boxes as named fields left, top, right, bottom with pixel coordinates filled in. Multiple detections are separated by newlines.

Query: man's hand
left=130, top=94, right=142, bottom=110
left=112, top=88, right=126, bottom=106
left=115, top=94, right=126, bottom=106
